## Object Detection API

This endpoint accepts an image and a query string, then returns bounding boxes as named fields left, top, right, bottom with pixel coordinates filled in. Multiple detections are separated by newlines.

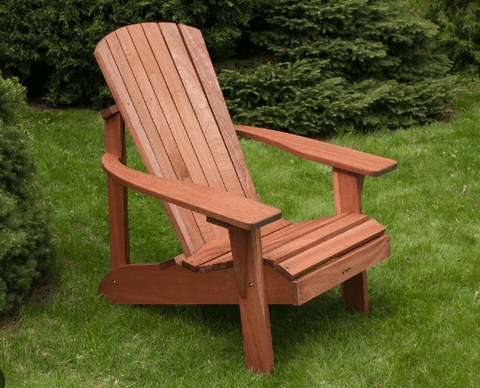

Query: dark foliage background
left=217, top=0, right=456, bottom=136
left=0, top=0, right=256, bottom=107
left=0, top=0, right=462, bottom=135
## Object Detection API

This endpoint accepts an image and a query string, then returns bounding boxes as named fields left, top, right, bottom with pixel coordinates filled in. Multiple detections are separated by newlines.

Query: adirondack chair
left=94, top=22, right=397, bottom=374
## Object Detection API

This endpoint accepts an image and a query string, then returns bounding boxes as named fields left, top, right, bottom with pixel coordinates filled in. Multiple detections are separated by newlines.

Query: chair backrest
left=95, top=23, right=258, bottom=256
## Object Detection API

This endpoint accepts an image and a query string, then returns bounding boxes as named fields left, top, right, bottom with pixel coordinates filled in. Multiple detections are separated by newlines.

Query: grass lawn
left=1, top=80, right=479, bottom=387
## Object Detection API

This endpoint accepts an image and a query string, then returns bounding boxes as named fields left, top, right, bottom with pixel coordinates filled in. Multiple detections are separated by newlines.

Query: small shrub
left=0, top=71, right=26, bottom=125
left=218, top=0, right=457, bottom=136
left=0, top=73, right=52, bottom=314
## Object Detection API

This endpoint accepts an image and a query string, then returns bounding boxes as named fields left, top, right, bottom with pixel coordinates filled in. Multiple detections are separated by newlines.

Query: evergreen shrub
left=0, top=72, right=52, bottom=314
left=218, top=0, right=457, bottom=136
left=0, top=0, right=256, bottom=107
left=423, top=0, right=480, bottom=74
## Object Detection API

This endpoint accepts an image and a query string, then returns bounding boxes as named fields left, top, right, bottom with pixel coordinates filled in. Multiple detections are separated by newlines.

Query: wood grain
left=179, top=24, right=258, bottom=201
left=182, top=218, right=290, bottom=270
left=160, top=23, right=245, bottom=197
left=102, top=153, right=282, bottom=230
left=292, top=235, right=390, bottom=306
left=95, top=22, right=396, bottom=374
left=277, top=219, right=386, bottom=280
left=198, top=215, right=353, bottom=272
left=98, top=261, right=292, bottom=305
left=235, top=125, right=397, bottom=177
left=332, top=167, right=369, bottom=311
left=105, top=113, right=130, bottom=270
left=234, top=228, right=274, bottom=374
left=332, top=168, right=365, bottom=214
left=120, top=24, right=221, bottom=242
left=96, top=28, right=205, bottom=254
left=264, top=213, right=368, bottom=267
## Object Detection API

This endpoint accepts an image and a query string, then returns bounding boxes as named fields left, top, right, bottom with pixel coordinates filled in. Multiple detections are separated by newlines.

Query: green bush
left=422, top=0, right=480, bottom=74
left=0, top=0, right=256, bottom=108
left=0, top=73, right=52, bottom=314
left=0, top=71, right=27, bottom=125
left=218, top=0, right=456, bottom=136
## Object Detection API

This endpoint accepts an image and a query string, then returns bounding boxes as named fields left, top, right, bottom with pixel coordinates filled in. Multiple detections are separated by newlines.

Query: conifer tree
left=218, top=0, right=456, bottom=136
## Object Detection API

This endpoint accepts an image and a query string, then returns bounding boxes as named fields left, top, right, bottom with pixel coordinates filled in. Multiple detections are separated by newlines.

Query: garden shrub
left=0, top=72, right=52, bottom=314
left=422, top=0, right=480, bottom=74
left=218, top=0, right=456, bottom=136
left=0, top=0, right=256, bottom=108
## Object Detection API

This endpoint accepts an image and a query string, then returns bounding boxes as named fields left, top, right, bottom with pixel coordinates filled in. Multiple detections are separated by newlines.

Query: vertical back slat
left=178, top=24, right=258, bottom=201
left=159, top=23, right=246, bottom=197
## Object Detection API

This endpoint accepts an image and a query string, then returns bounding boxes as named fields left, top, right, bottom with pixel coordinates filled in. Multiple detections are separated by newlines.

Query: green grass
left=1, top=80, right=480, bottom=387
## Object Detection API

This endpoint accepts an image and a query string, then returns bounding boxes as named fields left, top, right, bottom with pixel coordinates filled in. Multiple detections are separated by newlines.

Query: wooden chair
left=94, top=22, right=397, bottom=374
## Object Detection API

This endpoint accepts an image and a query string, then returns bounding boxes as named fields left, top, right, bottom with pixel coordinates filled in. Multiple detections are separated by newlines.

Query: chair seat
left=183, top=213, right=386, bottom=280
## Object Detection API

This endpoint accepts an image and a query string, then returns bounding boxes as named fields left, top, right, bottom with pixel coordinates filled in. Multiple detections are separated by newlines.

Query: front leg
left=332, top=167, right=369, bottom=314
left=229, top=227, right=274, bottom=374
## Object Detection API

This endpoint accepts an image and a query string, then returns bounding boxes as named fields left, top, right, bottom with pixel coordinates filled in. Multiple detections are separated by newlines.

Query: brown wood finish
left=235, top=125, right=398, bottom=177
left=98, top=261, right=292, bottom=305
left=102, top=153, right=282, bottom=230
left=332, top=167, right=370, bottom=313
left=332, top=167, right=365, bottom=214
left=233, top=228, right=274, bottom=373
left=263, top=213, right=369, bottom=267
left=182, top=218, right=291, bottom=271
left=101, top=104, right=120, bottom=120
left=120, top=24, right=222, bottom=242
left=95, top=22, right=397, bottom=374
left=277, top=219, right=386, bottom=280
left=292, top=235, right=391, bottom=306
left=195, top=214, right=365, bottom=272
left=96, top=33, right=204, bottom=255
left=194, top=216, right=349, bottom=272
left=105, top=113, right=130, bottom=270
left=179, top=24, right=259, bottom=201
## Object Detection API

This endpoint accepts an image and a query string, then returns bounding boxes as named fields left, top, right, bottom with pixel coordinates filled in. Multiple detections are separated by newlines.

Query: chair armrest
left=234, top=125, right=397, bottom=177
left=100, top=104, right=120, bottom=120
left=102, top=153, right=282, bottom=230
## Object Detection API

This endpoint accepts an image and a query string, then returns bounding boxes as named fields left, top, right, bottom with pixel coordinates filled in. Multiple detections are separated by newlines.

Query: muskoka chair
left=94, top=22, right=397, bottom=374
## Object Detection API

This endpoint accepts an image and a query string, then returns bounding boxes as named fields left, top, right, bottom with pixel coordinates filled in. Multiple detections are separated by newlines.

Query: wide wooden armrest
left=102, top=153, right=282, bottom=230
left=235, top=125, right=397, bottom=177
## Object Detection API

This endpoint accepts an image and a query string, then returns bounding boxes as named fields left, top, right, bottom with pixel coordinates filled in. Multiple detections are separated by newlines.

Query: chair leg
left=332, top=167, right=369, bottom=314
left=342, top=271, right=369, bottom=315
left=229, top=228, right=274, bottom=374
left=105, top=112, right=129, bottom=271
left=107, top=176, right=130, bottom=270
left=239, top=288, right=274, bottom=373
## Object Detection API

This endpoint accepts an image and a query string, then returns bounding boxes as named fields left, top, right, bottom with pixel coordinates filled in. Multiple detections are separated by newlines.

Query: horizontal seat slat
left=260, top=214, right=348, bottom=262
left=277, top=219, right=386, bottom=280
left=264, top=213, right=369, bottom=267
left=292, top=235, right=391, bottom=306
left=182, top=218, right=291, bottom=270
left=192, top=214, right=359, bottom=272
left=198, top=215, right=348, bottom=272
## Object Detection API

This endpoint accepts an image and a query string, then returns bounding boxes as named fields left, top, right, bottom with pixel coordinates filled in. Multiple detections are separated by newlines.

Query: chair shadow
left=125, top=283, right=395, bottom=369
